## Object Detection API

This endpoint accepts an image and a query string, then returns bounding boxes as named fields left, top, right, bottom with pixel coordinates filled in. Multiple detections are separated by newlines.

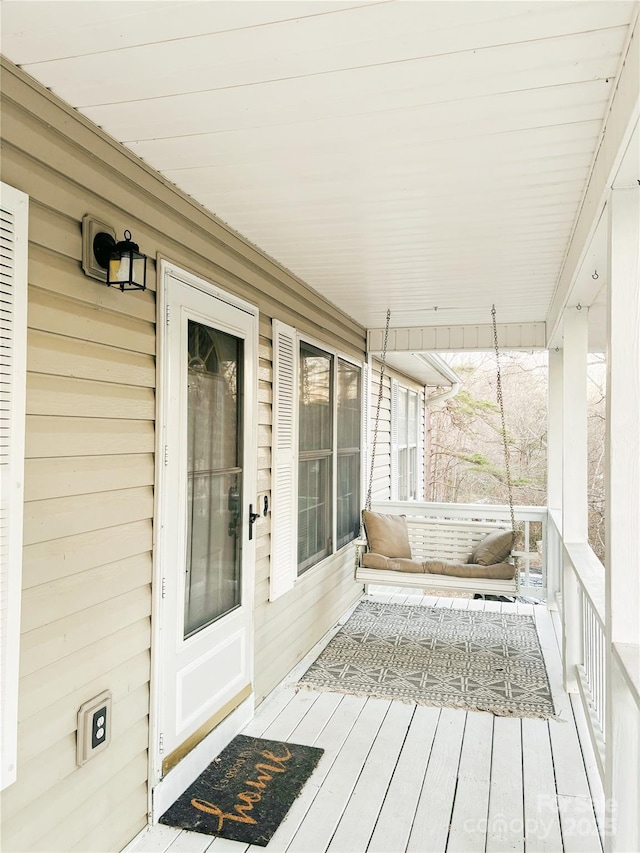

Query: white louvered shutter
left=390, top=378, right=399, bottom=500
left=417, top=390, right=426, bottom=500
left=361, top=358, right=370, bottom=510
left=270, top=321, right=298, bottom=601
left=0, top=183, right=28, bottom=790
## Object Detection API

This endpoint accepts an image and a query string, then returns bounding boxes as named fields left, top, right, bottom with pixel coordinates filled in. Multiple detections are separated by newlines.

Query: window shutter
left=361, top=358, right=370, bottom=510
left=390, top=378, right=399, bottom=500
left=417, top=390, right=425, bottom=500
left=0, top=183, right=28, bottom=790
left=270, top=320, right=298, bottom=601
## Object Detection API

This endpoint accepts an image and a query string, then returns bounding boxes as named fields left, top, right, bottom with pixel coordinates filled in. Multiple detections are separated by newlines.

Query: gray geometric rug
left=297, top=600, right=556, bottom=719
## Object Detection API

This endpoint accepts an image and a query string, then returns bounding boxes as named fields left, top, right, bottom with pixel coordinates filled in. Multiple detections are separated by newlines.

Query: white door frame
left=150, top=261, right=259, bottom=818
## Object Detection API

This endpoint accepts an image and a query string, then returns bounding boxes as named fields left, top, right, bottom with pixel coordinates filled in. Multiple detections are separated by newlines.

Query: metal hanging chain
left=492, top=305, right=516, bottom=541
left=365, top=308, right=391, bottom=512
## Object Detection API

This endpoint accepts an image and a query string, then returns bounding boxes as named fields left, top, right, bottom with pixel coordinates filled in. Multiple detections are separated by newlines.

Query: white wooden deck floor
left=130, top=590, right=605, bottom=853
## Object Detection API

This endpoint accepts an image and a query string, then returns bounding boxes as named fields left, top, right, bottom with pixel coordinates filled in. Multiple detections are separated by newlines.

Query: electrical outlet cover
left=77, top=690, right=112, bottom=766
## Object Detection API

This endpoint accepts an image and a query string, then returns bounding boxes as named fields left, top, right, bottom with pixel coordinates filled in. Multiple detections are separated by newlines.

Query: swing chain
left=492, top=305, right=516, bottom=542
left=365, top=309, right=391, bottom=513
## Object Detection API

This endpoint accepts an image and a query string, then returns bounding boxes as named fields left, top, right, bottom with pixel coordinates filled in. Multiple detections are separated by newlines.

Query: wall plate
left=82, top=214, right=115, bottom=283
left=77, top=690, right=112, bottom=766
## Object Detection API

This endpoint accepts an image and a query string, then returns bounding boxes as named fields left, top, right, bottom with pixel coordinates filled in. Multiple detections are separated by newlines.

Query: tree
left=425, top=351, right=607, bottom=564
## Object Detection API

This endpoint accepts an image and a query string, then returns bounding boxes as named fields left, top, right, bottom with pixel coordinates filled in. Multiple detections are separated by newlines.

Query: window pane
left=398, top=447, right=408, bottom=501
left=408, top=391, right=418, bottom=445
left=298, top=457, right=331, bottom=571
left=337, top=360, right=361, bottom=450
left=398, top=387, right=408, bottom=445
left=409, top=447, right=417, bottom=500
left=299, top=344, right=332, bottom=452
left=185, top=321, right=243, bottom=638
left=337, top=452, right=360, bottom=548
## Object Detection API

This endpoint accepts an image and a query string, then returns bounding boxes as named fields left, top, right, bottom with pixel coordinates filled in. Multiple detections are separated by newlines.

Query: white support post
left=562, top=307, right=589, bottom=693
left=605, top=186, right=640, bottom=853
left=547, top=348, right=564, bottom=513
left=547, top=347, right=563, bottom=606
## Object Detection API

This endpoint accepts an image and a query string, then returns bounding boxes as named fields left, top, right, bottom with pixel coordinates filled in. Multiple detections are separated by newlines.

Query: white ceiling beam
left=368, top=323, right=546, bottom=353
left=547, top=12, right=640, bottom=348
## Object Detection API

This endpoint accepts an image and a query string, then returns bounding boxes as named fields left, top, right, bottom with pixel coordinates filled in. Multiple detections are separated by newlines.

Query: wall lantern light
left=92, top=229, right=147, bottom=292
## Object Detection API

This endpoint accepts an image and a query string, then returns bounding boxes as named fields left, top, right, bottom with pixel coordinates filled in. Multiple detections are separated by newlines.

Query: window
left=298, top=343, right=362, bottom=573
left=270, top=321, right=363, bottom=597
left=392, top=380, right=423, bottom=501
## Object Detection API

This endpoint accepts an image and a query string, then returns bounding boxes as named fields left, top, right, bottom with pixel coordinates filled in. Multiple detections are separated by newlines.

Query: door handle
left=248, top=504, right=260, bottom=540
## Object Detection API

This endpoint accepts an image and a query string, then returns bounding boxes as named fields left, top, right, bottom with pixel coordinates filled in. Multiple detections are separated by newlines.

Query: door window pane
left=185, top=321, right=243, bottom=638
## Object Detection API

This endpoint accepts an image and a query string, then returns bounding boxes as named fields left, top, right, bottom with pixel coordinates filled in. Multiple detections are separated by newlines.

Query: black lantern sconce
left=92, top=229, right=147, bottom=292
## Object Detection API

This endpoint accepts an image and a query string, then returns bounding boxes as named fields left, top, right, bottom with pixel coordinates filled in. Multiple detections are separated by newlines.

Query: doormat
left=297, top=600, right=557, bottom=719
left=159, top=735, right=323, bottom=846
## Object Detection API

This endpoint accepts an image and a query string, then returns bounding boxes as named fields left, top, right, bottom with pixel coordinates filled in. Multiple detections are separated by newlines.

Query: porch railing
left=548, top=511, right=606, bottom=780
left=371, top=501, right=547, bottom=601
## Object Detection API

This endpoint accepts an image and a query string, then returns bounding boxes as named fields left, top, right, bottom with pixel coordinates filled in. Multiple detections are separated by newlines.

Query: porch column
left=546, top=347, right=563, bottom=606
left=561, top=306, right=589, bottom=693
left=605, top=186, right=640, bottom=853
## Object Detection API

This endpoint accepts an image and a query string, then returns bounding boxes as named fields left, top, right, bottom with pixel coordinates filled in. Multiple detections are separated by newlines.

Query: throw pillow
left=470, top=529, right=514, bottom=566
left=362, top=510, right=412, bottom=558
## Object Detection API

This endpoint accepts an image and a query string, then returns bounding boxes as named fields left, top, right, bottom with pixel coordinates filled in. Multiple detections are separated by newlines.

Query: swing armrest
left=354, top=538, right=368, bottom=575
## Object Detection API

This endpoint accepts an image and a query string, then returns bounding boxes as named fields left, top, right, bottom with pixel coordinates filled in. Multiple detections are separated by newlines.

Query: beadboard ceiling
left=1, top=1, right=637, bottom=342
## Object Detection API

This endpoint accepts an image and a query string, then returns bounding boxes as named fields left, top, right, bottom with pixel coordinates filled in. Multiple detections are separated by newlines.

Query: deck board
left=367, top=705, right=440, bottom=853
left=447, top=711, right=493, bottom=853
left=129, top=593, right=603, bottom=853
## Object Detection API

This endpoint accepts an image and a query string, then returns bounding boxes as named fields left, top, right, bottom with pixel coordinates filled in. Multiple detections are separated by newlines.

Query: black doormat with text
left=159, top=734, right=324, bottom=846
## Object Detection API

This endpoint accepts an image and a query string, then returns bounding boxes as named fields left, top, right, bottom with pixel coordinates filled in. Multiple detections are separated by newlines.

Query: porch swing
left=354, top=307, right=521, bottom=598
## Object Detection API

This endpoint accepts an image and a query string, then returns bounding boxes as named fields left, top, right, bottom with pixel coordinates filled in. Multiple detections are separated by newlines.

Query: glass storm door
left=157, top=270, right=256, bottom=776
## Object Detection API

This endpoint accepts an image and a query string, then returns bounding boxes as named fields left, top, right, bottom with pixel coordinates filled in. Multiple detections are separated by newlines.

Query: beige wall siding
left=370, top=358, right=426, bottom=502
left=1, top=59, right=364, bottom=852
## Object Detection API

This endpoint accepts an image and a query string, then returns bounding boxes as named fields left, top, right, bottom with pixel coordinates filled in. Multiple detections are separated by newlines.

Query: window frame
left=391, top=379, right=424, bottom=502
left=296, top=336, right=362, bottom=575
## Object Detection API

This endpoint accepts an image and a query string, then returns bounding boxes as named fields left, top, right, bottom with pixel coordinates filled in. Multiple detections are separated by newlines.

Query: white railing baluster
left=564, top=540, right=606, bottom=781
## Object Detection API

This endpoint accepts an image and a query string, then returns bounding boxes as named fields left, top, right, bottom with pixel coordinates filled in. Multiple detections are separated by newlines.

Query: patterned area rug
left=298, top=600, right=556, bottom=719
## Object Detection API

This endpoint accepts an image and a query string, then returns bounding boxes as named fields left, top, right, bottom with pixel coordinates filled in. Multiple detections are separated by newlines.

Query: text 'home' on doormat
left=159, top=734, right=324, bottom=846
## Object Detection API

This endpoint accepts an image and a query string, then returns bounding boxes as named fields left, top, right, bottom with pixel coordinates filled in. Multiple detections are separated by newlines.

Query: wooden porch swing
left=354, top=307, right=520, bottom=598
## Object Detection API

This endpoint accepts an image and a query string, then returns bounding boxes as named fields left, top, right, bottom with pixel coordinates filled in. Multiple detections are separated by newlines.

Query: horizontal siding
left=22, top=487, right=154, bottom=546
left=3, top=684, right=148, bottom=816
left=0, top=57, right=366, bottom=853
left=25, top=416, right=155, bottom=458
left=21, top=520, right=153, bottom=588
left=28, top=329, right=156, bottom=388
left=3, top=722, right=149, bottom=851
left=16, top=652, right=150, bottom=766
left=28, top=282, right=156, bottom=354
left=23, top=453, right=155, bottom=502
left=20, top=554, right=151, bottom=634
left=20, top=586, right=152, bottom=676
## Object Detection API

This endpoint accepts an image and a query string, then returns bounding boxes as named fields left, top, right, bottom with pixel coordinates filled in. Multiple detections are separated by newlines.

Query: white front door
left=156, top=265, right=257, bottom=780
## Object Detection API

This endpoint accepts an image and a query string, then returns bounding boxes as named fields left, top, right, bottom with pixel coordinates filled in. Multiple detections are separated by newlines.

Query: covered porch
left=1, top=3, right=638, bottom=852
left=130, top=586, right=605, bottom=853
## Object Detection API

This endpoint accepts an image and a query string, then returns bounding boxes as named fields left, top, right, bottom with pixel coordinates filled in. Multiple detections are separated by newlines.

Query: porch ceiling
left=2, top=1, right=637, bottom=342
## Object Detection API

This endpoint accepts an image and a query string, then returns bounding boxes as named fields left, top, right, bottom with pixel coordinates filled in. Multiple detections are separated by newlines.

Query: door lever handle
left=248, top=504, right=260, bottom=540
